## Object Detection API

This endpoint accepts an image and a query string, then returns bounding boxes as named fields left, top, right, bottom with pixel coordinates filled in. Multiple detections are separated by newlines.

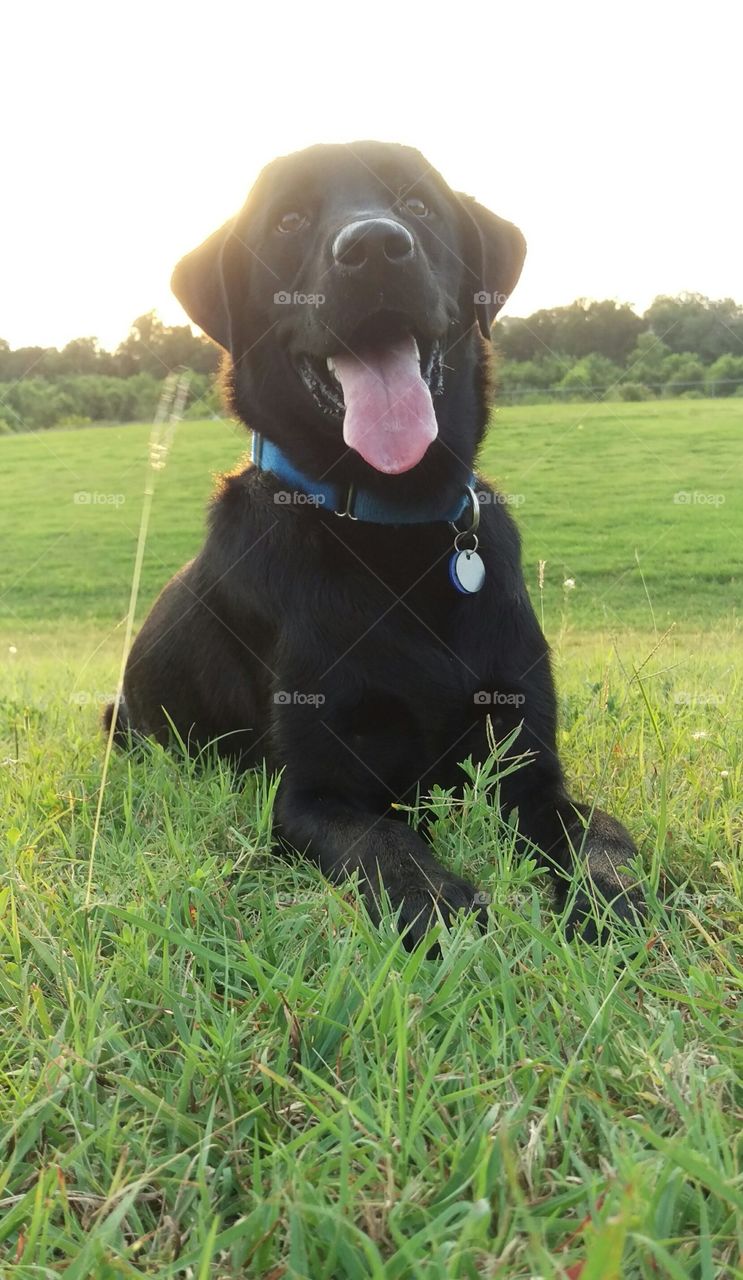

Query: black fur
left=108, top=142, right=645, bottom=946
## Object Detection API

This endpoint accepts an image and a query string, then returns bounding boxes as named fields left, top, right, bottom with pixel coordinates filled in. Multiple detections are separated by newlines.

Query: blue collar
left=251, top=433, right=476, bottom=524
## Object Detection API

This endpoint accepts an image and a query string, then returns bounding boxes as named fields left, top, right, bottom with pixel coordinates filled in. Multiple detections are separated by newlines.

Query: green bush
left=0, top=370, right=220, bottom=432
left=557, top=353, right=623, bottom=400
left=496, top=356, right=565, bottom=400
left=660, top=353, right=707, bottom=396
left=617, top=382, right=654, bottom=401
left=705, top=353, right=743, bottom=396
left=56, top=414, right=93, bottom=428
left=624, top=331, right=672, bottom=386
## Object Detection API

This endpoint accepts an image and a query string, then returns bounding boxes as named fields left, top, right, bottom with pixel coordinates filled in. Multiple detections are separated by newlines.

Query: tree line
left=495, top=294, right=743, bottom=402
left=0, top=312, right=219, bottom=383
left=1, top=294, right=743, bottom=432
left=0, top=314, right=220, bottom=433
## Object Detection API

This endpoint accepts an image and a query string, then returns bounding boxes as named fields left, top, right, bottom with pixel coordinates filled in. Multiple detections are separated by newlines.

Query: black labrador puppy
left=107, top=141, right=644, bottom=944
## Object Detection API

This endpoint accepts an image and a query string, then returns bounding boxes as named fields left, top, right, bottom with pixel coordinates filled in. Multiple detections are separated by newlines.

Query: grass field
left=0, top=398, right=740, bottom=639
left=0, top=400, right=741, bottom=1277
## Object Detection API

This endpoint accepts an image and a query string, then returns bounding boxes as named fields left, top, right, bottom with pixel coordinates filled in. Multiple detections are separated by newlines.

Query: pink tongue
left=332, top=335, right=438, bottom=474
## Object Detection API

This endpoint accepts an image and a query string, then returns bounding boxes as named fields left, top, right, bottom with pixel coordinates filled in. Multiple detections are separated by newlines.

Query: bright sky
left=2, top=0, right=740, bottom=350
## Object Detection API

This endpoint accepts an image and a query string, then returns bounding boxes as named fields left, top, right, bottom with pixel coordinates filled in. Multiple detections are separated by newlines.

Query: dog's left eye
left=401, top=195, right=429, bottom=218
left=277, top=211, right=309, bottom=234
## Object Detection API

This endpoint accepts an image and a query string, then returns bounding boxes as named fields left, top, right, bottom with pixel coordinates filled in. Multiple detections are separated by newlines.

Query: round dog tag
left=449, top=549, right=486, bottom=594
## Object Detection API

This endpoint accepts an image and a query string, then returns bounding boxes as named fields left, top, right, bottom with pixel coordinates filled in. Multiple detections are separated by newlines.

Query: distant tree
left=58, top=337, right=104, bottom=376
left=625, top=331, right=672, bottom=385
left=114, top=311, right=220, bottom=377
left=496, top=308, right=563, bottom=361
left=660, top=353, right=707, bottom=396
left=495, top=355, right=566, bottom=397
left=557, top=353, right=623, bottom=398
left=643, top=293, right=743, bottom=360
left=0, top=345, right=55, bottom=381
left=559, top=299, right=644, bottom=362
left=114, top=312, right=161, bottom=376
left=497, top=299, right=643, bottom=363
left=494, top=316, right=540, bottom=362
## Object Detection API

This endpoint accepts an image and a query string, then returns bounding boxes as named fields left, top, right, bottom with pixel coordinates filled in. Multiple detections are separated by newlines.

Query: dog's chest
left=293, top=542, right=493, bottom=705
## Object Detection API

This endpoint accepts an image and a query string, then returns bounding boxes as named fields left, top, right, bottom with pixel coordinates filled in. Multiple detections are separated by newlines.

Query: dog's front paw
left=564, top=852, right=647, bottom=943
left=366, top=860, right=487, bottom=950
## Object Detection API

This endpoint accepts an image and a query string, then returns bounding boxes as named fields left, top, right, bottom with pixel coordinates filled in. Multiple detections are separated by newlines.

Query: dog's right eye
left=276, top=211, right=309, bottom=234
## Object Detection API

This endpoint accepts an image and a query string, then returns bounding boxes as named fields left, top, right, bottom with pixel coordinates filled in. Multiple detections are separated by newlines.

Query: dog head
left=173, top=142, right=525, bottom=485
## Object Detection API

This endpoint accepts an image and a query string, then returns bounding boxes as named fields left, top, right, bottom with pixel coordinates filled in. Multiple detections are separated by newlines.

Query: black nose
left=332, top=218, right=415, bottom=270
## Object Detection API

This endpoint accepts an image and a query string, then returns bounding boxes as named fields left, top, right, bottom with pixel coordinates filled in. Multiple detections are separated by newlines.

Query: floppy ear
left=458, top=195, right=526, bottom=339
left=171, top=219, right=239, bottom=352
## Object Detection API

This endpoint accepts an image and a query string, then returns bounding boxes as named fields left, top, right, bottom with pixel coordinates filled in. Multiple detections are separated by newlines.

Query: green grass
left=0, top=398, right=740, bottom=639
left=0, top=401, right=741, bottom=1276
left=484, top=398, right=741, bottom=632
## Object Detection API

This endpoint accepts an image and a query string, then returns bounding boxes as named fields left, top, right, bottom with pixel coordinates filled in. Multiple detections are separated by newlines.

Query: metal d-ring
left=335, top=483, right=358, bottom=520
left=450, top=484, right=480, bottom=550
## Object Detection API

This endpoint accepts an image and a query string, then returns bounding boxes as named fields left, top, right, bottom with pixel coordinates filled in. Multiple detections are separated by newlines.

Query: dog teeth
left=326, top=357, right=340, bottom=383
left=425, top=342, right=444, bottom=395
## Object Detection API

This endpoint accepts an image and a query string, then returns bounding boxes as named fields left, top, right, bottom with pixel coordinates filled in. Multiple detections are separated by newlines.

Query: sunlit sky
left=2, top=0, right=740, bottom=350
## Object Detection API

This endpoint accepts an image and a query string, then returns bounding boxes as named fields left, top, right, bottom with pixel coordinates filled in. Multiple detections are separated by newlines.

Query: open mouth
left=296, top=314, right=445, bottom=475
